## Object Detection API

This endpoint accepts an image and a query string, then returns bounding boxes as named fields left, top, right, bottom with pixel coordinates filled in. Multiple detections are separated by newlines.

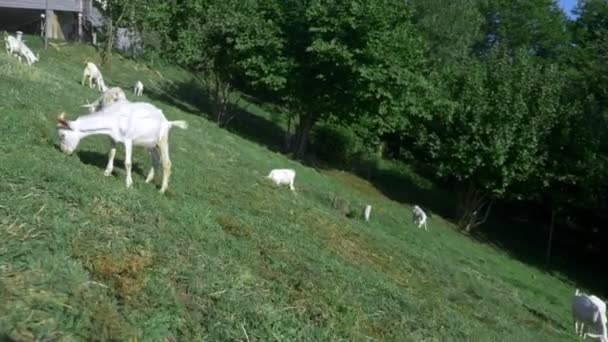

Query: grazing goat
left=4, top=32, right=39, bottom=66
left=412, top=205, right=428, bottom=231
left=134, top=80, right=144, bottom=96
left=266, top=169, right=296, bottom=191
left=81, top=62, right=108, bottom=92
left=81, top=87, right=129, bottom=177
left=572, top=289, right=608, bottom=341
left=56, top=101, right=188, bottom=194
left=5, top=35, right=22, bottom=62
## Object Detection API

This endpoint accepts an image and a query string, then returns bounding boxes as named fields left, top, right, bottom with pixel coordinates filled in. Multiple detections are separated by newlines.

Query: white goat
left=412, top=205, right=428, bottom=231
left=266, top=169, right=296, bottom=191
left=134, top=80, right=144, bottom=96
left=18, top=41, right=39, bottom=66
left=81, top=62, right=108, bottom=92
left=5, top=35, right=22, bottom=62
left=82, top=87, right=127, bottom=113
left=56, top=101, right=188, bottom=194
left=4, top=32, right=39, bottom=66
left=363, top=205, right=372, bottom=222
left=572, top=289, right=608, bottom=341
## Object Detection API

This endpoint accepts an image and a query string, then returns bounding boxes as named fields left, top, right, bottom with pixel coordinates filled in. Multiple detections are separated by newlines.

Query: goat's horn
left=57, top=112, right=71, bottom=129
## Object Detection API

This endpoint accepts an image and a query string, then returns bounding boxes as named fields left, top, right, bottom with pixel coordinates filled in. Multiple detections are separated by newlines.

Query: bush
left=311, top=124, right=363, bottom=168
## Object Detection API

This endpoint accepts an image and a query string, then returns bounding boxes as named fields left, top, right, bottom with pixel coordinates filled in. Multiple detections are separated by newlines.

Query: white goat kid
left=134, top=80, right=144, bottom=96
left=56, top=101, right=188, bottom=194
left=18, top=41, right=39, bottom=66
left=82, top=87, right=127, bottom=113
left=266, top=169, right=296, bottom=191
left=412, top=205, right=428, bottom=231
left=572, top=289, right=608, bottom=341
left=82, top=62, right=107, bottom=91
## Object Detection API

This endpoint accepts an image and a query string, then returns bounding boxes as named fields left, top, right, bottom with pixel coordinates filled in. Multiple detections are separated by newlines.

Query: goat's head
left=56, top=112, right=80, bottom=155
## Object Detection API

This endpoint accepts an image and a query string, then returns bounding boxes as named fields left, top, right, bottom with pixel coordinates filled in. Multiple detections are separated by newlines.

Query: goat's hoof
left=104, top=170, right=112, bottom=176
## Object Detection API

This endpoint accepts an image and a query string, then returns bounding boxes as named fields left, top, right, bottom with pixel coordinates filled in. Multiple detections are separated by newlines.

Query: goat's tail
left=575, top=288, right=581, bottom=296
left=170, top=120, right=188, bottom=130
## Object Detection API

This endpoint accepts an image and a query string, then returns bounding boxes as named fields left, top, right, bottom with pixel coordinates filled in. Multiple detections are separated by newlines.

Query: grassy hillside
left=0, top=38, right=578, bottom=341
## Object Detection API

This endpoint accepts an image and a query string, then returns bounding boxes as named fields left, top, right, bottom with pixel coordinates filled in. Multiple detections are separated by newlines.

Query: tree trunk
left=457, top=182, right=491, bottom=232
left=292, top=114, right=315, bottom=159
left=545, top=208, right=556, bottom=267
left=102, top=17, right=113, bottom=67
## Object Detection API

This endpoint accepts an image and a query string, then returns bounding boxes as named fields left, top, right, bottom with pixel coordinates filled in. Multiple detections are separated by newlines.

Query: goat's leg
left=104, top=139, right=117, bottom=176
left=145, top=147, right=160, bottom=183
left=81, top=72, right=87, bottom=86
left=158, top=136, right=172, bottom=194
left=124, top=139, right=133, bottom=189
left=289, top=179, right=295, bottom=191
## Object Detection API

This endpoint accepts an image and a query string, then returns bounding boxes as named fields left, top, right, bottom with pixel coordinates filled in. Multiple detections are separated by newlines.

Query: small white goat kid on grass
left=134, top=80, right=144, bottom=96
left=82, top=87, right=127, bottom=113
left=82, top=62, right=108, bottom=92
left=412, top=205, right=428, bottom=231
left=266, top=169, right=296, bottom=191
left=572, top=289, right=608, bottom=341
left=56, top=101, right=188, bottom=194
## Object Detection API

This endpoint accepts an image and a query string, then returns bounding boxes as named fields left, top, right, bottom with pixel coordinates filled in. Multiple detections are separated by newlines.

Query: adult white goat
left=412, top=205, right=428, bottom=231
left=81, top=62, right=108, bottom=92
left=5, top=35, right=22, bottom=61
left=572, top=289, right=608, bottom=341
left=56, top=101, right=188, bottom=194
left=134, top=80, right=144, bottom=96
left=266, top=169, right=296, bottom=191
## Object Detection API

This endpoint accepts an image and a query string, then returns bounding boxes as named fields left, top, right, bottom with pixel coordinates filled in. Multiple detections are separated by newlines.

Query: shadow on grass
left=76, top=150, right=145, bottom=177
left=144, top=76, right=608, bottom=296
left=146, top=79, right=287, bottom=154
left=471, top=208, right=608, bottom=297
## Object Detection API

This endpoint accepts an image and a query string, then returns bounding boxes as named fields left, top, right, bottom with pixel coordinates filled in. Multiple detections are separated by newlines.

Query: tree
left=170, top=0, right=288, bottom=125
left=476, top=0, right=571, bottom=60
left=275, top=0, right=428, bottom=157
left=424, top=47, right=563, bottom=231
left=409, top=0, right=484, bottom=67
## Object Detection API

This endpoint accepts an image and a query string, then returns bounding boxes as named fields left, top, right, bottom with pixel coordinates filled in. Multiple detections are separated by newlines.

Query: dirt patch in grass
left=217, top=216, right=252, bottom=238
left=83, top=250, right=153, bottom=300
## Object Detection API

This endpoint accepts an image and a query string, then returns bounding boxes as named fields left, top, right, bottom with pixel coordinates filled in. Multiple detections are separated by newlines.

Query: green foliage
left=311, top=123, right=363, bottom=167
left=429, top=48, right=563, bottom=197
left=275, top=0, right=428, bottom=156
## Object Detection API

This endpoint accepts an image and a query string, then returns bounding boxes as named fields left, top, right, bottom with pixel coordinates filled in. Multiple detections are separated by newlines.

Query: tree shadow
left=470, top=205, right=608, bottom=298
left=146, top=79, right=287, bottom=154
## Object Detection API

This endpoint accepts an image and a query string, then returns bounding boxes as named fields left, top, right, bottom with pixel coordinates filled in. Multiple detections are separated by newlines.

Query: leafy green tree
left=275, top=0, right=427, bottom=157
left=170, top=0, right=288, bottom=125
left=425, top=47, right=563, bottom=231
left=476, top=0, right=571, bottom=59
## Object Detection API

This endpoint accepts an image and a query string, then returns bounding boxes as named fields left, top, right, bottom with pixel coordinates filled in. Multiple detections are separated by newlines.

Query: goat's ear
left=57, top=112, right=71, bottom=129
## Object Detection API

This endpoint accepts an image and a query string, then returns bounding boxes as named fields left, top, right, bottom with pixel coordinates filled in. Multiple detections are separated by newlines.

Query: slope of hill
left=0, top=38, right=577, bottom=341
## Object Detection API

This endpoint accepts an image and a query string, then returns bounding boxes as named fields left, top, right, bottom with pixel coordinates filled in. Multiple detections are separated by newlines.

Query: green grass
left=0, top=37, right=580, bottom=341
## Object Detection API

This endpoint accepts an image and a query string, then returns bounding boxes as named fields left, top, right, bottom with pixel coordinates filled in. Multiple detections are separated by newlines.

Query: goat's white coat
left=364, top=205, right=372, bottom=222
left=412, top=205, right=428, bottom=231
left=134, top=80, right=144, bottom=96
left=81, top=62, right=108, bottom=92
left=266, top=169, right=296, bottom=191
left=56, top=101, right=188, bottom=193
left=572, top=289, right=608, bottom=341
left=4, top=34, right=38, bottom=65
